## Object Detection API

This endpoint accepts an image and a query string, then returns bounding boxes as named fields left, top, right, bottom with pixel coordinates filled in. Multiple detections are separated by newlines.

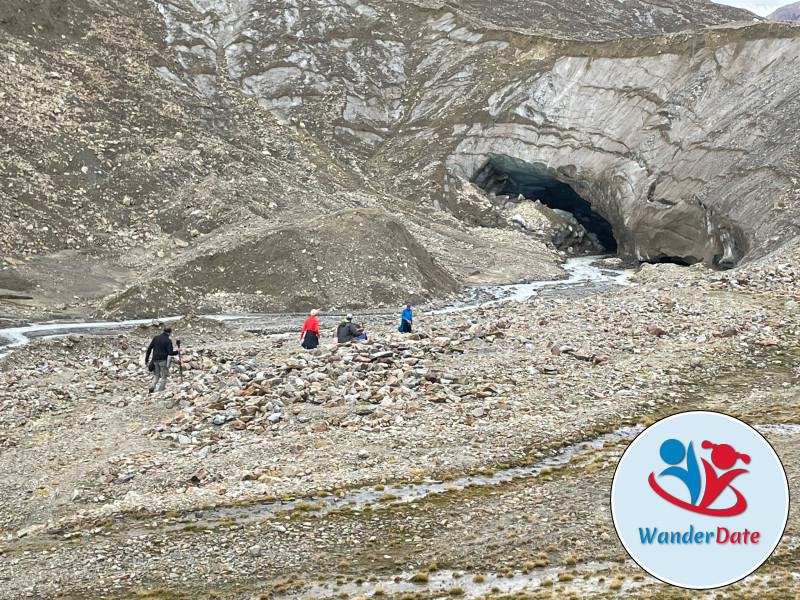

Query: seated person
left=336, top=314, right=359, bottom=343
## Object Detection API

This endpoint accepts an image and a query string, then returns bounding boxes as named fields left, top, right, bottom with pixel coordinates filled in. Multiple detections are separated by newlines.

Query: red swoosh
left=648, top=473, right=747, bottom=516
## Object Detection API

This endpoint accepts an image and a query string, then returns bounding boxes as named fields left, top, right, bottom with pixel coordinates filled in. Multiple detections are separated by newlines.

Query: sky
left=711, top=0, right=791, bottom=16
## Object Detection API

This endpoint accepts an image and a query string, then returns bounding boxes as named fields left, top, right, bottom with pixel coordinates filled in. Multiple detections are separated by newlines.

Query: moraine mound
left=102, top=208, right=459, bottom=318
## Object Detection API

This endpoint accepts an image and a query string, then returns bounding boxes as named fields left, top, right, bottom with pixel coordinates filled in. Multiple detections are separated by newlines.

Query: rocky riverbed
left=1, top=257, right=800, bottom=599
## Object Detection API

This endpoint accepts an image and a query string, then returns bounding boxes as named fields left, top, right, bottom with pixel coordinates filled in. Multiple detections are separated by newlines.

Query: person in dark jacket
left=300, top=309, right=320, bottom=350
left=144, top=327, right=180, bottom=393
left=399, top=302, right=413, bottom=333
left=336, top=314, right=359, bottom=344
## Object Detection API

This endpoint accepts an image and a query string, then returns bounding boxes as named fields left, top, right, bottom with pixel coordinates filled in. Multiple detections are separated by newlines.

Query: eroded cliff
left=154, top=0, right=800, bottom=268
left=2, top=0, right=799, bottom=318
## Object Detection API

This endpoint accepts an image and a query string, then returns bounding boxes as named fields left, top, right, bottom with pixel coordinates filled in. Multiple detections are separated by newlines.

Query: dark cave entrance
left=647, top=256, right=693, bottom=267
left=472, top=154, right=618, bottom=254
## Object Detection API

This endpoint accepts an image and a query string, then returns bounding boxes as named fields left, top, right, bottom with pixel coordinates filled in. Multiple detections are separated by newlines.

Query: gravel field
left=1, top=259, right=800, bottom=599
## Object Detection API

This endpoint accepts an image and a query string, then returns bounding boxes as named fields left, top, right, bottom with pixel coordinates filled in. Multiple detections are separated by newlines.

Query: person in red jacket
left=300, top=309, right=320, bottom=349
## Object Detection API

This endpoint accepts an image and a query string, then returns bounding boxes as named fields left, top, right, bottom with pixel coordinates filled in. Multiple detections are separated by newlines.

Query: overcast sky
left=712, top=0, right=790, bottom=16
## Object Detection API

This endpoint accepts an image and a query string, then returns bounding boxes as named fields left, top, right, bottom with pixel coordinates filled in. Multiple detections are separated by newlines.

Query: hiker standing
left=399, top=302, right=413, bottom=333
left=144, top=327, right=180, bottom=393
left=300, top=309, right=320, bottom=349
left=336, top=314, right=359, bottom=344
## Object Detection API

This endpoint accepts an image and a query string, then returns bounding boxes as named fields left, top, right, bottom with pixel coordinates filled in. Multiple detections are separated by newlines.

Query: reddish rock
left=189, top=469, right=207, bottom=484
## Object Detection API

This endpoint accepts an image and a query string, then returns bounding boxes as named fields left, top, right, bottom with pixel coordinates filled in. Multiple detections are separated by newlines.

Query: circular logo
left=611, top=411, right=789, bottom=589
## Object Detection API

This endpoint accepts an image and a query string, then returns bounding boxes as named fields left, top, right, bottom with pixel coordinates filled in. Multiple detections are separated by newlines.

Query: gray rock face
left=421, top=0, right=759, bottom=38
left=2, top=0, right=799, bottom=320
left=441, top=27, right=800, bottom=266
left=408, top=23, right=798, bottom=267
left=769, top=2, right=800, bottom=21
left=151, top=0, right=800, bottom=268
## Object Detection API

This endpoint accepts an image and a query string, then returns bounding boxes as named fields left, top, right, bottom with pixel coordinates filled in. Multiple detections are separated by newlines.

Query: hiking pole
left=176, top=338, right=183, bottom=381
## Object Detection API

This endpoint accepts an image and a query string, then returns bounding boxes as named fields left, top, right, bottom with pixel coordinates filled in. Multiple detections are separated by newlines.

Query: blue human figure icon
left=658, top=439, right=701, bottom=505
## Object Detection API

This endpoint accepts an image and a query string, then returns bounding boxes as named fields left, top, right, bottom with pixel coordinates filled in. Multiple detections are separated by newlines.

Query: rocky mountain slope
left=410, top=0, right=761, bottom=38
left=2, top=0, right=798, bottom=320
left=104, top=207, right=460, bottom=316
left=770, top=1, right=800, bottom=20
left=5, top=4, right=800, bottom=600
left=185, top=1, right=797, bottom=267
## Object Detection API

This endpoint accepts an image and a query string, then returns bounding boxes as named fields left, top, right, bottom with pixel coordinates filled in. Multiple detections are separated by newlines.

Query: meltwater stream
left=277, top=560, right=652, bottom=599
left=0, top=314, right=259, bottom=360
left=122, top=420, right=800, bottom=537
left=0, top=256, right=629, bottom=359
left=435, top=254, right=628, bottom=312
left=124, top=424, right=645, bottom=537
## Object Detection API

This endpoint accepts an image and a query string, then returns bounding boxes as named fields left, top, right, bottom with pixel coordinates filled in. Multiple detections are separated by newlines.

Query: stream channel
left=78, top=419, right=800, bottom=599
left=121, top=424, right=799, bottom=535
left=0, top=255, right=628, bottom=358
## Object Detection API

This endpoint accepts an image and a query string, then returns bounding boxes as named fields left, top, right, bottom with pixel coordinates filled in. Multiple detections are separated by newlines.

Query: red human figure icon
left=698, top=441, right=750, bottom=511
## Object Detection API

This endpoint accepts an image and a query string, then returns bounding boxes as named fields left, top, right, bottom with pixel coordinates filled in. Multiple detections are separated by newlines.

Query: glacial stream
left=435, top=254, right=628, bottom=312
left=94, top=420, right=798, bottom=599
left=122, top=422, right=798, bottom=535
left=272, top=560, right=654, bottom=599
left=0, top=255, right=628, bottom=358
left=128, top=425, right=645, bottom=535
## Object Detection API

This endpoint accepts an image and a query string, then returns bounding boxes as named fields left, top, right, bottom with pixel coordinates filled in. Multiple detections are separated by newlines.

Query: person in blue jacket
left=399, top=302, right=413, bottom=333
